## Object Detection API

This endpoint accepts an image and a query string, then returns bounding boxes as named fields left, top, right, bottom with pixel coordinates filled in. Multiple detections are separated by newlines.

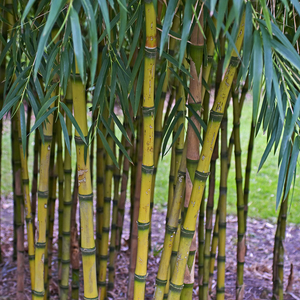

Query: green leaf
left=129, top=47, right=144, bottom=92
left=82, top=0, right=98, bottom=86
left=276, top=141, right=291, bottom=209
left=59, top=111, right=71, bottom=155
left=252, top=30, right=263, bottom=124
left=30, top=106, right=57, bottom=134
left=34, top=0, right=65, bottom=78
left=112, top=112, right=131, bottom=145
left=186, top=104, right=207, bottom=131
left=0, top=38, right=13, bottom=67
left=119, top=0, right=127, bottom=49
left=45, top=44, right=59, bottom=87
left=60, top=102, right=87, bottom=145
left=216, top=0, right=228, bottom=40
left=109, top=62, right=118, bottom=114
left=163, top=97, right=183, bottom=137
left=154, top=64, right=166, bottom=117
left=179, top=0, right=195, bottom=66
left=36, top=95, right=58, bottom=121
left=162, top=113, right=182, bottom=157
left=186, top=116, right=203, bottom=146
left=163, top=123, right=184, bottom=156
left=98, top=0, right=111, bottom=41
left=127, top=5, right=143, bottom=66
left=260, top=26, right=273, bottom=104
left=20, top=103, right=27, bottom=157
left=242, top=1, right=252, bottom=80
left=292, top=26, right=300, bottom=46
left=160, top=0, right=179, bottom=57
left=258, top=129, right=276, bottom=172
left=101, top=116, right=133, bottom=163
left=290, top=0, right=300, bottom=17
left=21, top=0, right=36, bottom=26
left=97, top=127, right=118, bottom=167
left=259, top=0, right=272, bottom=35
left=70, top=5, right=85, bottom=82
left=272, top=69, right=284, bottom=124
left=93, top=56, right=109, bottom=114
left=284, top=136, right=300, bottom=199
left=169, top=67, right=194, bottom=102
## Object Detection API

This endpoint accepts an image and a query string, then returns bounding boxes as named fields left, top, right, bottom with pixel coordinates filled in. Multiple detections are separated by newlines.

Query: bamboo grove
left=0, top=0, right=300, bottom=299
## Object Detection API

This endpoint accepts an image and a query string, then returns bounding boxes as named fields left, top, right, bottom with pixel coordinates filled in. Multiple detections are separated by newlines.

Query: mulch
left=0, top=197, right=299, bottom=299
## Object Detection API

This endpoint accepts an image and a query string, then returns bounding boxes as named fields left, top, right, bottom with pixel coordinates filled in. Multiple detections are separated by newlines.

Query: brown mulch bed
left=0, top=198, right=299, bottom=299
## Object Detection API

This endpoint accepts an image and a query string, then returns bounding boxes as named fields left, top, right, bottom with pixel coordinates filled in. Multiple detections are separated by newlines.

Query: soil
left=0, top=197, right=299, bottom=300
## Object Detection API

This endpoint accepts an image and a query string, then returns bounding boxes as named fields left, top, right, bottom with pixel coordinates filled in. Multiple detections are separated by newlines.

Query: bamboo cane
left=17, top=110, right=35, bottom=289
left=168, top=11, right=246, bottom=300
left=72, top=60, right=98, bottom=299
left=133, top=1, right=156, bottom=297
left=60, top=85, right=73, bottom=300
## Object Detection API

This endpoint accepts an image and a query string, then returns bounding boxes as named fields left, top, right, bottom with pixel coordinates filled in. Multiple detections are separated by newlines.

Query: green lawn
left=154, top=100, right=300, bottom=224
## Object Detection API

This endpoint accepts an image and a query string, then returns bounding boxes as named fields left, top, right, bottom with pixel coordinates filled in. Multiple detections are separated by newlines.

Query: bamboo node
left=181, top=227, right=194, bottom=238
left=156, top=277, right=167, bottom=286
left=195, top=170, right=210, bottom=182
left=78, top=193, right=93, bottom=201
left=169, top=282, right=184, bottom=292
left=137, top=221, right=150, bottom=230
left=134, top=273, right=147, bottom=282
left=80, top=247, right=96, bottom=256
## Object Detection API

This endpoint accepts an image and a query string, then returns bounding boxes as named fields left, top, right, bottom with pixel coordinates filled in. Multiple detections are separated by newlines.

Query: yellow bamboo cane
left=168, top=11, right=246, bottom=300
left=133, top=1, right=156, bottom=297
left=72, top=60, right=98, bottom=299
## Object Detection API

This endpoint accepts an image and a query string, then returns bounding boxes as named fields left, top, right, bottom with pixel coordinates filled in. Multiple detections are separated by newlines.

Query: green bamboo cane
left=128, top=108, right=142, bottom=300
left=232, top=74, right=246, bottom=300
left=13, top=114, right=24, bottom=300
left=168, top=11, right=246, bottom=300
left=60, top=85, right=73, bottom=300
left=216, top=107, right=228, bottom=300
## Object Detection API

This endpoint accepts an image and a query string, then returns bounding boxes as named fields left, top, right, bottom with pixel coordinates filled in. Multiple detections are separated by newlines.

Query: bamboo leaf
left=252, top=30, right=263, bottom=124
left=34, top=0, right=65, bottom=78
left=276, top=141, right=291, bottom=209
left=186, top=116, right=203, bottom=145
left=101, top=116, right=133, bottom=163
left=179, top=0, right=195, bottom=66
left=216, top=0, right=228, bottom=40
left=161, top=50, right=191, bottom=77
left=60, top=101, right=87, bottom=145
left=109, top=62, right=118, bottom=114
left=0, top=38, right=13, bottom=67
left=70, top=5, right=85, bottom=82
left=186, top=104, right=207, bottom=131
left=154, top=63, right=166, bottom=116
left=258, top=129, right=276, bottom=172
left=169, top=67, right=194, bottom=102
left=127, top=5, right=143, bottom=66
left=272, top=69, right=284, bottom=123
left=30, top=106, right=57, bottom=134
left=59, top=111, right=71, bottom=155
left=163, top=123, right=184, bottom=156
left=163, top=97, right=183, bottom=137
left=260, top=25, right=273, bottom=104
left=45, top=44, right=59, bottom=87
left=119, top=0, right=127, bottom=48
left=242, top=1, right=252, bottom=80
left=162, top=113, right=182, bottom=157
left=284, top=136, right=300, bottom=199
left=93, top=55, right=109, bottom=114
left=259, top=0, right=272, bottom=35
left=112, top=112, right=131, bottom=145
left=287, top=94, right=300, bottom=140
left=21, top=0, right=36, bottom=26
left=98, top=0, right=111, bottom=41
left=160, top=0, right=179, bottom=57
left=82, top=0, right=98, bottom=86
left=97, top=127, right=118, bottom=167
left=290, top=0, right=300, bottom=17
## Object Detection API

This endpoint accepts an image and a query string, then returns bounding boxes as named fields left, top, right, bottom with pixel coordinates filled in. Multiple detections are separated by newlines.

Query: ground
left=0, top=197, right=299, bottom=299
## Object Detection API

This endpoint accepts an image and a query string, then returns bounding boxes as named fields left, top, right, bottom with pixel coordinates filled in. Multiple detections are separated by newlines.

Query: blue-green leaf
left=70, top=5, right=85, bottom=82
left=98, top=0, right=111, bottom=41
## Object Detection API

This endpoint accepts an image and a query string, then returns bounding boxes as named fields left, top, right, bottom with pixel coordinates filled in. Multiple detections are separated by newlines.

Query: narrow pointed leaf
left=20, top=103, right=27, bottom=157
left=59, top=111, right=71, bottom=155
left=98, top=0, right=111, bottom=41
left=97, top=128, right=118, bottom=167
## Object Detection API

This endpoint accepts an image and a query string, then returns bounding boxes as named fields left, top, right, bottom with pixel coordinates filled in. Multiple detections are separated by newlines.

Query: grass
left=154, top=99, right=300, bottom=224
